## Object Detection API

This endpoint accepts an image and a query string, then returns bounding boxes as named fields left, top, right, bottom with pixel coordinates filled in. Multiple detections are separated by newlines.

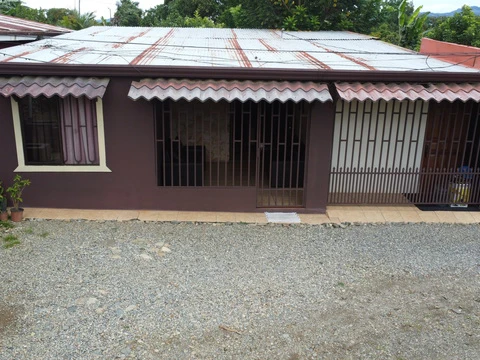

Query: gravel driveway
left=1, top=220, right=479, bottom=359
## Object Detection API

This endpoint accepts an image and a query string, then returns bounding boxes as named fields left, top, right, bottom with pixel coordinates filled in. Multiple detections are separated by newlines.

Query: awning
left=0, top=76, right=110, bottom=99
left=128, top=78, right=332, bottom=103
left=335, top=82, right=480, bottom=102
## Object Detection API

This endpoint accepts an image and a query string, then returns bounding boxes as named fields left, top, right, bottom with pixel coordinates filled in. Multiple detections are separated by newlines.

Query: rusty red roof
left=335, top=82, right=480, bottom=102
left=128, top=78, right=332, bottom=103
left=0, top=76, right=110, bottom=99
left=0, top=27, right=478, bottom=74
left=0, top=14, right=71, bottom=36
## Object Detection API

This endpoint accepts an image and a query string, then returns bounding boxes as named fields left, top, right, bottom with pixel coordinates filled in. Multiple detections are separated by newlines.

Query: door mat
left=415, top=204, right=480, bottom=212
left=265, top=212, right=301, bottom=223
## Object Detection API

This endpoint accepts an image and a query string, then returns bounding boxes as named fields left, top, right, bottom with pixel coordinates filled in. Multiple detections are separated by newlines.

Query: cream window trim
left=11, top=98, right=111, bottom=173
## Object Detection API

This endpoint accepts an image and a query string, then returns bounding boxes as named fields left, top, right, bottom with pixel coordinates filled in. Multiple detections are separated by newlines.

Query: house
left=0, top=27, right=479, bottom=212
left=0, top=14, right=71, bottom=49
left=420, top=37, right=480, bottom=70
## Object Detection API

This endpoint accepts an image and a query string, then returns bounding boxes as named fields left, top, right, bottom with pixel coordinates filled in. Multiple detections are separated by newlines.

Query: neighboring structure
left=0, top=14, right=71, bottom=49
left=0, top=27, right=479, bottom=212
left=420, top=37, right=480, bottom=70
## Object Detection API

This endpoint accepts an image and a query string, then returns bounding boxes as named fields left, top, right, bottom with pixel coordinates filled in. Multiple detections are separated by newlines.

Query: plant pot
left=0, top=211, right=8, bottom=222
left=10, top=208, right=24, bottom=222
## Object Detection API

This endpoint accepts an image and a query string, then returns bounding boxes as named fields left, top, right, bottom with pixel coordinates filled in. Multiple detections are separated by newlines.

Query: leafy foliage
left=184, top=10, right=223, bottom=28
left=398, top=0, right=429, bottom=49
left=283, top=5, right=320, bottom=31
left=3, top=0, right=479, bottom=51
left=113, top=0, right=143, bottom=26
left=0, top=181, right=6, bottom=213
left=0, top=0, right=20, bottom=13
left=60, top=11, right=97, bottom=30
left=427, top=6, right=480, bottom=47
left=0, top=0, right=47, bottom=22
left=0, top=220, right=14, bottom=229
left=2, top=234, right=20, bottom=249
left=45, top=7, right=75, bottom=24
left=6, top=175, right=31, bottom=211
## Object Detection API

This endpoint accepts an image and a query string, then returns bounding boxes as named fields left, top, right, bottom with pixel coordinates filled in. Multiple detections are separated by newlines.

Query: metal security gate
left=155, top=99, right=309, bottom=208
left=256, top=101, right=309, bottom=207
left=329, top=99, right=480, bottom=205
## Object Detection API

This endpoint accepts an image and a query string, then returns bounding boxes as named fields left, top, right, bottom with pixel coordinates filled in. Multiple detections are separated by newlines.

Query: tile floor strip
left=20, top=206, right=480, bottom=225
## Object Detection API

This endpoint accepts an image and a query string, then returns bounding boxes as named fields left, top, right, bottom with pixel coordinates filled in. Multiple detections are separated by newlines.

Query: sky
left=22, top=0, right=474, bottom=20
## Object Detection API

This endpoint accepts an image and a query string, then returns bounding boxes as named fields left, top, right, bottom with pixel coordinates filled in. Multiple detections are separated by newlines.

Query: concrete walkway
left=21, top=205, right=480, bottom=225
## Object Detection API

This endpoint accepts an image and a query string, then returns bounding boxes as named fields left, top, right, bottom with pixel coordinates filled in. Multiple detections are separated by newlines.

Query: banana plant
left=398, top=0, right=429, bottom=49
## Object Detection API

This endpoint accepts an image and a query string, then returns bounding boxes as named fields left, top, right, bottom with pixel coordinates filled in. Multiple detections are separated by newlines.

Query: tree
left=142, top=4, right=169, bottom=26
left=0, top=0, right=21, bottom=13
left=370, top=0, right=428, bottom=49
left=60, top=11, right=98, bottom=30
left=226, top=0, right=283, bottom=28
left=46, top=8, right=75, bottom=25
left=283, top=5, right=320, bottom=31
left=398, top=0, right=429, bottom=49
left=113, top=0, right=142, bottom=26
left=0, top=1, right=47, bottom=23
left=427, top=6, right=480, bottom=47
left=165, top=0, right=222, bottom=20
left=183, top=10, right=223, bottom=28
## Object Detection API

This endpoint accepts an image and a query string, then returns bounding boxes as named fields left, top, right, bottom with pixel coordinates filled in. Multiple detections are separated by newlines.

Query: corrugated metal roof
left=128, top=78, right=332, bottom=103
left=0, top=14, right=71, bottom=36
left=0, top=27, right=477, bottom=73
left=335, top=82, right=480, bottom=102
left=0, top=76, right=110, bottom=99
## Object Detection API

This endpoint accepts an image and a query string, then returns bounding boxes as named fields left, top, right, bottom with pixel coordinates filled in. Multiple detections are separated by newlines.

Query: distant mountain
left=427, top=6, right=480, bottom=17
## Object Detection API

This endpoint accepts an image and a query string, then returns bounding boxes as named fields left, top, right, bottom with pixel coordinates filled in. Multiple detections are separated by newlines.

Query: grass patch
left=3, top=234, right=20, bottom=249
left=0, top=221, right=14, bottom=229
left=24, top=227, right=34, bottom=235
left=39, top=231, right=49, bottom=238
left=4, top=240, right=20, bottom=249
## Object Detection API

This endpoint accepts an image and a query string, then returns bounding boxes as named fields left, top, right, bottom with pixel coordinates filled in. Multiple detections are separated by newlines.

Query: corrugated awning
left=128, top=78, right=332, bottom=103
left=335, top=82, right=480, bottom=102
left=0, top=76, right=110, bottom=99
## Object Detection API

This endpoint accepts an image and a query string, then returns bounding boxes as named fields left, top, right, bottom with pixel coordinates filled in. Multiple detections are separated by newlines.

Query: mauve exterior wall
left=0, top=78, right=257, bottom=211
left=0, top=77, right=333, bottom=212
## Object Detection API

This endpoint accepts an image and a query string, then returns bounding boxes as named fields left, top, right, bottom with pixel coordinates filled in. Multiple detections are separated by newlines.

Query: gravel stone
left=86, top=297, right=98, bottom=306
left=0, top=220, right=479, bottom=359
left=139, top=253, right=152, bottom=260
left=160, top=246, right=171, bottom=253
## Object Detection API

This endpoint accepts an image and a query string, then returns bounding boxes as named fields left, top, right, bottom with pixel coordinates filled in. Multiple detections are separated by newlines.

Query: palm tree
left=60, top=10, right=98, bottom=30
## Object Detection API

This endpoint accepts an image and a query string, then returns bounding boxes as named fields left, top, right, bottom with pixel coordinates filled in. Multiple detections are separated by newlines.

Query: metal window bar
left=329, top=99, right=480, bottom=205
left=155, top=99, right=308, bottom=207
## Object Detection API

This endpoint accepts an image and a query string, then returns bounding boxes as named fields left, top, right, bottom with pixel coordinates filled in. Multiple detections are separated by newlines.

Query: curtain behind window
left=60, top=96, right=99, bottom=165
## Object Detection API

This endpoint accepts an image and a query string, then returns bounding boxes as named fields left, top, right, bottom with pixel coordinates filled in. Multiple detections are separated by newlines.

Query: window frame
left=11, top=97, right=111, bottom=173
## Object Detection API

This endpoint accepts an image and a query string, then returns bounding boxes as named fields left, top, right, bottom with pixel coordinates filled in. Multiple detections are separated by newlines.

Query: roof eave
left=0, top=63, right=479, bottom=82
left=0, top=31, right=68, bottom=36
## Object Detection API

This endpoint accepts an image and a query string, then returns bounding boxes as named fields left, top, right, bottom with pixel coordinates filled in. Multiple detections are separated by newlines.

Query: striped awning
left=335, top=82, right=480, bottom=102
left=128, top=78, right=332, bottom=103
left=0, top=76, right=110, bottom=99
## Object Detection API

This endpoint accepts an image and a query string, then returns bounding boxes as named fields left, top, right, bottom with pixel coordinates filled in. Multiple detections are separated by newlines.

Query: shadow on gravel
left=0, top=303, right=18, bottom=334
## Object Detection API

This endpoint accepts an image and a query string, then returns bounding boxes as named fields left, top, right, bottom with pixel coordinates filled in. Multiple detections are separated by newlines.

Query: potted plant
left=6, top=175, right=31, bottom=222
left=0, top=181, right=7, bottom=221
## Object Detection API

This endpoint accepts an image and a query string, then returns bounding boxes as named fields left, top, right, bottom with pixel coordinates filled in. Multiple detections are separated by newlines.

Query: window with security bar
left=155, top=99, right=258, bottom=187
left=17, top=95, right=99, bottom=166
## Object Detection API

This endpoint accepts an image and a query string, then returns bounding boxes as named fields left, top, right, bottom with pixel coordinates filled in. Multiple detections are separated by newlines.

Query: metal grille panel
left=155, top=99, right=308, bottom=208
left=329, top=99, right=480, bottom=205
left=257, top=101, right=309, bottom=207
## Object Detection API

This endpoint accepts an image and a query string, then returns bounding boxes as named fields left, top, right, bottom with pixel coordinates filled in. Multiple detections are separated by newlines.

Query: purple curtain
left=60, top=96, right=99, bottom=165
